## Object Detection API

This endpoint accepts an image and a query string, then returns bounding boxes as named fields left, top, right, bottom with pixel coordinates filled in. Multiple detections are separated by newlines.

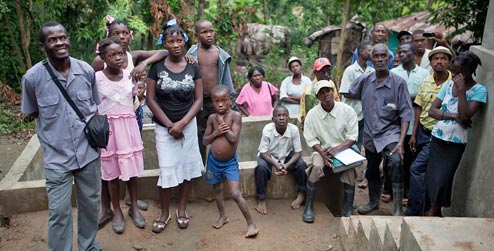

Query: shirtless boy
left=203, top=85, right=258, bottom=238
left=188, top=19, right=235, bottom=164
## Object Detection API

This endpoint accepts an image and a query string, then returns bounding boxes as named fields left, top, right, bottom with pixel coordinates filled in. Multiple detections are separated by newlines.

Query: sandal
left=176, top=209, right=190, bottom=229
left=152, top=214, right=171, bottom=234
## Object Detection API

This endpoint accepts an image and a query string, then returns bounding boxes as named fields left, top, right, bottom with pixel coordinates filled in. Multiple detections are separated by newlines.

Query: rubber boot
left=357, top=181, right=382, bottom=215
left=392, top=183, right=404, bottom=216
left=303, top=181, right=316, bottom=223
left=342, top=184, right=355, bottom=217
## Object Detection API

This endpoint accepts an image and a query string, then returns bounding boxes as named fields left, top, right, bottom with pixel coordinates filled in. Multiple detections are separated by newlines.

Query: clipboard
left=331, top=145, right=366, bottom=173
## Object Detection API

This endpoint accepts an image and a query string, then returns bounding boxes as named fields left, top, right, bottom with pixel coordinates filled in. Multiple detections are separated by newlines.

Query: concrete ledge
left=400, top=217, right=494, bottom=251
left=340, top=217, right=352, bottom=251
left=383, top=217, right=402, bottom=251
left=0, top=118, right=344, bottom=217
left=356, top=216, right=373, bottom=250
left=368, top=217, right=389, bottom=251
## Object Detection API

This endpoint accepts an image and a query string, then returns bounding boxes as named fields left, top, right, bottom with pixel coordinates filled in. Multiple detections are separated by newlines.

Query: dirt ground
left=0, top=102, right=396, bottom=251
left=1, top=198, right=345, bottom=251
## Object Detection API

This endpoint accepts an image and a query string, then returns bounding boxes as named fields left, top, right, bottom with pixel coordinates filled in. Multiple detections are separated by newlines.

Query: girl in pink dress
left=96, top=37, right=145, bottom=234
left=236, top=66, right=279, bottom=116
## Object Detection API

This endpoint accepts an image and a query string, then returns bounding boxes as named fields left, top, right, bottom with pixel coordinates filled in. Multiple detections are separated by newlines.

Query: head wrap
left=157, top=19, right=189, bottom=45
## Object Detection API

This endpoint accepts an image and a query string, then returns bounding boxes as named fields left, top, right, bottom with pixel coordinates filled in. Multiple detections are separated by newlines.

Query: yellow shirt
left=414, top=72, right=452, bottom=131
left=299, top=78, right=340, bottom=126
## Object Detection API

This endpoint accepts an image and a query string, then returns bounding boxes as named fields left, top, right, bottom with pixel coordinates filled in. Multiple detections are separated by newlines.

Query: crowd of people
left=21, top=17, right=487, bottom=250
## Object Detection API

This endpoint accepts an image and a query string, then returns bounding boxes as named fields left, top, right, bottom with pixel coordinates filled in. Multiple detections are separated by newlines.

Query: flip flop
left=152, top=214, right=171, bottom=234
left=176, top=209, right=190, bottom=229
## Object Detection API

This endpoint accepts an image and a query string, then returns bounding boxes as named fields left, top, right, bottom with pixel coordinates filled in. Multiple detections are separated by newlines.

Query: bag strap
left=267, top=82, right=272, bottom=97
left=42, top=59, right=87, bottom=124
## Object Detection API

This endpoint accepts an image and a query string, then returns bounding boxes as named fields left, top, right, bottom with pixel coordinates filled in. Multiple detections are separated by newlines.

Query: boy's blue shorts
left=205, top=151, right=240, bottom=185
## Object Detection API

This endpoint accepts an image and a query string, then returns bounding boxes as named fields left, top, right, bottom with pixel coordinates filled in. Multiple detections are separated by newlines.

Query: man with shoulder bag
left=21, top=21, right=103, bottom=251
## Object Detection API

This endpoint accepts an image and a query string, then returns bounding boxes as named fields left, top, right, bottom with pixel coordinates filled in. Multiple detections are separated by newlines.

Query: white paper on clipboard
left=334, top=148, right=366, bottom=165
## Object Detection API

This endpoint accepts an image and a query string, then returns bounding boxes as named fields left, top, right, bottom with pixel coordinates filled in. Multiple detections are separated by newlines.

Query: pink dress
left=236, top=81, right=278, bottom=116
left=96, top=70, right=144, bottom=181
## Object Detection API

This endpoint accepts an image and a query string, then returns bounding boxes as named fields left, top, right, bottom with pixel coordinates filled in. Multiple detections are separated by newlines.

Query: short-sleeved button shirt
left=303, top=103, right=358, bottom=149
left=432, top=81, right=487, bottom=143
left=258, top=122, right=302, bottom=163
left=414, top=72, right=451, bottom=131
left=21, top=58, right=101, bottom=170
left=391, top=64, right=430, bottom=135
left=349, top=71, right=413, bottom=152
left=340, top=62, right=375, bottom=121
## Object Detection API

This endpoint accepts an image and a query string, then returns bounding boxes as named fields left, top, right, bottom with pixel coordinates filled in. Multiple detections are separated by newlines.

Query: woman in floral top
left=424, top=51, right=487, bottom=216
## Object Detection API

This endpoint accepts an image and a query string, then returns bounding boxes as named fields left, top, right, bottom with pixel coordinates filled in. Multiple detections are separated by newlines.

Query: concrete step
left=343, top=216, right=373, bottom=251
left=400, top=217, right=494, bottom=251
left=365, top=216, right=403, bottom=251
left=383, top=217, right=403, bottom=251
left=368, top=216, right=390, bottom=251
left=340, top=217, right=352, bottom=251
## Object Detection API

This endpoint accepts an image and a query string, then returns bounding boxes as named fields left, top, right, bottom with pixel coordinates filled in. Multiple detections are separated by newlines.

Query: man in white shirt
left=303, top=80, right=358, bottom=221
left=254, top=106, right=308, bottom=215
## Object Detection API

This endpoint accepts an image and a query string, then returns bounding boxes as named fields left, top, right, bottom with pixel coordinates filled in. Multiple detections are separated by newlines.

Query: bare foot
left=357, top=178, right=368, bottom=189
left=212, top=216, right=230, bottom=229
left=255, top=200, right=267, bottom=215
left=245, top=224, right=259, bottom=238
left=290, top=192, right=305, bottom=209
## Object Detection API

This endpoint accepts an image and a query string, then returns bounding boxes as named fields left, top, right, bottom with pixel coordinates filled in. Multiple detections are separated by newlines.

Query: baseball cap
left=313, top=57, right=332, bottom=71
left=287, top=56, right=302, bottom=68
left=428, top=46, right=453, bottom=61
left=397, top=30, right=412, bottom=40
left=314, top=80, right=334, bottom=95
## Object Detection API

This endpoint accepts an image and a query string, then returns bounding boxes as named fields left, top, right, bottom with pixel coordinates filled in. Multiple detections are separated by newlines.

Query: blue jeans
left=405, top=123, right=432, bottom=216
left=405, top=142, right=430, bottom=216
left=255, top=152, right=307, bottom=199
left=45, top=158, right=101, bottom=251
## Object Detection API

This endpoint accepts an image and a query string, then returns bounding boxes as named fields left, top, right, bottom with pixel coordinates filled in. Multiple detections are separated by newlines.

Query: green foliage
left=0, top=0, right=487, bottom=98
left=431, top=0, right=488, bottom=42
left=0, top=104, right=35, bottom=135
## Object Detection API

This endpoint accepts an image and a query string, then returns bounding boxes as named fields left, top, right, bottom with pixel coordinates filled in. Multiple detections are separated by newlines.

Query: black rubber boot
left=357, top=181, right=382, bottom=215
left=342, top=184, right=355, bottom=217
left=392, top=183, right=404, bottom=216
left=303, top=181, right=316, bottom=223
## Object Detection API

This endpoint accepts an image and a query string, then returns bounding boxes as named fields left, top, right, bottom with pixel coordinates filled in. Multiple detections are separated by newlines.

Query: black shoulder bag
left=43, top=59, right=110, bottom=149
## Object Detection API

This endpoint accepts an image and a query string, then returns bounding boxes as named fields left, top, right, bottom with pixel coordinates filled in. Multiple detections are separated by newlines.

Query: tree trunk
left=336, top=0, right=351, bottom=88
left=325, top=0, right=331, bottom=25
left=15, top=0, right=32, bottom=69
left=2, top=14, right=26, bottom=71
left=179, top=0, right=195, bottom=35
left=427, top=0, right=434, bottom=9
left=198, top=0, right=205, bottom=19
left=263, top=0, right=268, bottom=24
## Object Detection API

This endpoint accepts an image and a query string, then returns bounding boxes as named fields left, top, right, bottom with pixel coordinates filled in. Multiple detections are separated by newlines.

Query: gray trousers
left=45, top=158, right=101, bottom=251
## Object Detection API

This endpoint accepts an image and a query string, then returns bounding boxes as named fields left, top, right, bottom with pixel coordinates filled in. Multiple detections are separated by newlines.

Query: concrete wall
left=445, top=0, right=494, bottom=217
left=0, top=116, right=345, bottom=216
